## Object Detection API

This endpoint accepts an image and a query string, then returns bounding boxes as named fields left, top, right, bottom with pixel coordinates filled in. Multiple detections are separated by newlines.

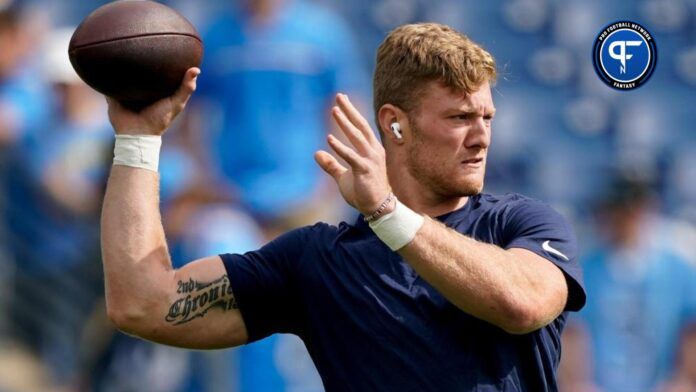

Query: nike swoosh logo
left=542, top=240, right=569, bottom=261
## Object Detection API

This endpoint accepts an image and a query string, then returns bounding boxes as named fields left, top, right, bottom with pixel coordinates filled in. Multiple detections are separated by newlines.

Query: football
left=68, top=0, right=203, bottom=110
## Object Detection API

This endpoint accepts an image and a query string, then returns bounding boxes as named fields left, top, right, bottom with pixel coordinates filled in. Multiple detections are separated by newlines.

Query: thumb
left=171, top=67, right=200, bottom=114
left=314, top=150, right=347, bottom=181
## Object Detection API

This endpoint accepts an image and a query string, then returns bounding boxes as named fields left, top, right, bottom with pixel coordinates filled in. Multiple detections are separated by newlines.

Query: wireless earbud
left=390, top=122, right=402, bottom=139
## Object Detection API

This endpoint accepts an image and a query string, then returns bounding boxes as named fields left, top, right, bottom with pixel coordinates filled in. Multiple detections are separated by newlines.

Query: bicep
left=508, top=248, right=568, bottom=317
left=504, top=200, right=586, bottom=311
left=136, top=255, right=249, bottom=349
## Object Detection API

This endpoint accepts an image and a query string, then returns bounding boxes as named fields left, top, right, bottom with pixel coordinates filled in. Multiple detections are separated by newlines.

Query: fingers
left=171, top=67, right=201, bottom=114
left=327, top=134, right=367, bottom=172
left=314, top=150, right=347, bottom=180
left=335, top=94, right=380, bottom=146
left=331, top=107, right=371, bottom=155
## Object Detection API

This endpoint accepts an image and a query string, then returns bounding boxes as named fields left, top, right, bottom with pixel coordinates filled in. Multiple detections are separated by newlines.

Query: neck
left=387, top=162, right=469, bottom=218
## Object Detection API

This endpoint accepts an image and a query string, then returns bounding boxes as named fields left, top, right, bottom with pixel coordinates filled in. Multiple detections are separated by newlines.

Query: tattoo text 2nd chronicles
left=165, top=275, right=238, bottom=325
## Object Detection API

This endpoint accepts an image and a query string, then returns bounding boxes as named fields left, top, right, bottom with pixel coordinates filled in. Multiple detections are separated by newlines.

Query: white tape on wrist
left=368, top=199, right=425, bottom=251
left=113, top=135, right=162, bottom=172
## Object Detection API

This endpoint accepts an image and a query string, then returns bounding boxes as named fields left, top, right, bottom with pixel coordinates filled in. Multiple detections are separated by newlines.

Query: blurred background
left=0, top=0, right=694, bottom=391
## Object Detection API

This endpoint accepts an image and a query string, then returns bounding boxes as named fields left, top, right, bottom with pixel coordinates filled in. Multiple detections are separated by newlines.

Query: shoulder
left=474, top=193, right=570, bottom=226
left=280, top=220, right=354, bottom=248
left=275, top=221, right=339, bottom=245
left=476, top=192, right=556, bottom=211
left=471, top=193, right=577, bottom=253
left=222, top=221, right=344, bottom=274
left=443, top=193, right=573, bottom=239
left=308, top=218, right=366, bottom=243
left=251, top=219, right=369, bottom=272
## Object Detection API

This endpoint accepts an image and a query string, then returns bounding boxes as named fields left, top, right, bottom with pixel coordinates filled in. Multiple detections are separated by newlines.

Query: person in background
left=0, top=2, right=50, bottom=148
left=193, top=0, right=369, bottom=236
left=559, top=176, right=696, bottom=392
left=0, top=3, right=54, bottom=389
left=0, top=0, right=50, bottom=334
left=4, top=26, right=110, bottom=388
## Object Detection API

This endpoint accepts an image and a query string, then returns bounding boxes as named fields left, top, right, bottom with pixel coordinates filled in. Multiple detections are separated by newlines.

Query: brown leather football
left=69, top=0, right=203, bottom=110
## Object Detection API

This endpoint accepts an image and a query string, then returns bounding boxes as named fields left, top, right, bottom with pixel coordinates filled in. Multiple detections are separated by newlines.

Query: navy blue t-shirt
left=221, top=193, right=586, bottom=391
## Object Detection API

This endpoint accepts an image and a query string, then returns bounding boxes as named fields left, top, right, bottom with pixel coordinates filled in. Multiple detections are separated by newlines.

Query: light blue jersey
left=196, top=0, right=369, bottom=219
left=578, top=244, right=696, bottom=391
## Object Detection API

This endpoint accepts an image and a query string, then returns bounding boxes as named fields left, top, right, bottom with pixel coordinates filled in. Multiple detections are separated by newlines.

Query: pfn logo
left=593, top=21, right=657, bottom=90
left=608, top=40, right=642, bottom=74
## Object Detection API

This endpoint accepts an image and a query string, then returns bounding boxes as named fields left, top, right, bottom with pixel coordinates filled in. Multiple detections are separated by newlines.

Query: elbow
left=105, top=298, right=149, bottom=335
left=499, top=302, right=553, bottom=335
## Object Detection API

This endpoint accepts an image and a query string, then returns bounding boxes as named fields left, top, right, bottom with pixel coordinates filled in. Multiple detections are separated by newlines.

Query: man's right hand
left=107, top=67, right=200, bottom=136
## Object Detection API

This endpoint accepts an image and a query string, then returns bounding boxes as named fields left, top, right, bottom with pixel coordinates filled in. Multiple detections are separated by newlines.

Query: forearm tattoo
left=165, top=275, right=238, bottom=326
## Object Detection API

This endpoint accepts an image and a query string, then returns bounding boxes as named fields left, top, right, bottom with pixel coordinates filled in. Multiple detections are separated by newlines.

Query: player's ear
left=378, top=104, right=407, bottom=145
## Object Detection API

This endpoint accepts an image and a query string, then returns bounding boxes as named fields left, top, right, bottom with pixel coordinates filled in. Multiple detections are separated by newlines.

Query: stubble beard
left=406, top=121, right=484, bottom=198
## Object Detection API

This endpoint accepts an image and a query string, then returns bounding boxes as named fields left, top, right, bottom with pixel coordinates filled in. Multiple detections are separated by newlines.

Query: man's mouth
left=461, top=157, right=484, bottom=167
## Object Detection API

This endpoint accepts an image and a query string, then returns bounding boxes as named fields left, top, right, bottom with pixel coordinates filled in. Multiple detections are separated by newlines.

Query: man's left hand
left=314, top=93, right=392, bottom=216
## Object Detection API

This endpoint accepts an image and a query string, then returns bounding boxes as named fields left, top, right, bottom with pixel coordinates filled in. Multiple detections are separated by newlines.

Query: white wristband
left=113, top=135, right=162, bottom=172
left=369, top=199, right=425, bottom=251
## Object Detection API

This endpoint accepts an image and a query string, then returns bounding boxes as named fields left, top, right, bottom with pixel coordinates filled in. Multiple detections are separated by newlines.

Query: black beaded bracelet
left=364, top=192, right=395, bottom=222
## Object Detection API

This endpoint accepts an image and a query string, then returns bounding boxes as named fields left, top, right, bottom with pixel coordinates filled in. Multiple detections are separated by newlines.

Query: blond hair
left=373, top=23, right=496, bottom=129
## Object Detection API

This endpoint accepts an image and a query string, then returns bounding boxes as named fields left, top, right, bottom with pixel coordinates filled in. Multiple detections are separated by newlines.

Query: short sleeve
left=503, top=200, right=586, bottom=311
left=220, top=224, right=316, bottom=342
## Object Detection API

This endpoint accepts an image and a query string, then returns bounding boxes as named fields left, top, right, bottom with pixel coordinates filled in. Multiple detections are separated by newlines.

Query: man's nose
left=465, top=117, right=490, bottom=149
